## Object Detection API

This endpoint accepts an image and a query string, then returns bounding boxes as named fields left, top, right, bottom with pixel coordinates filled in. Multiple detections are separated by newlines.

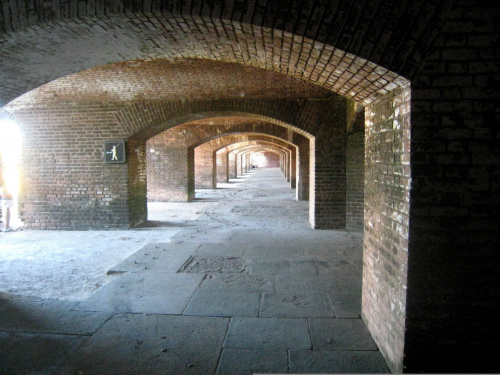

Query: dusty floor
left=0, top=168, right=389, bottom=374
left=0, top=201, right=212, bottom=300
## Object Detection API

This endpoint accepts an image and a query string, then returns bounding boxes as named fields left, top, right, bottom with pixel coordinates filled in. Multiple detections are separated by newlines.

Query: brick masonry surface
left=363, top=84, right=411, bottom=373
left=346, top=131, right=364, bottom=232
left=1, top=0, right=499, bottom=373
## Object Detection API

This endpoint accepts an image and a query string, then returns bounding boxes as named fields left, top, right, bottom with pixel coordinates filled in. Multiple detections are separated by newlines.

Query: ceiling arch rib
left=202, top=134, right=296, bottom=154
left=1, top=12, right=410, bottom=108
left=221, top=141, right=292, bottom=155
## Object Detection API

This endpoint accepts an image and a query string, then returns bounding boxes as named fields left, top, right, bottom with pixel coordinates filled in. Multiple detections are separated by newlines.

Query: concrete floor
left=0, top=168, right=390, bottom=374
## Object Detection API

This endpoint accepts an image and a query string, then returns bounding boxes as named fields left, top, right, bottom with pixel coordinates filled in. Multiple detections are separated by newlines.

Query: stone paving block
left=309, top=318, right=378, bottom=350
left=289, top=349, right=343, bottom=373
left=178, top=229, right=233, bottom=243
left=107, top=245, right=194, bottom=274
left=333, top=271, right=363, bottom=291
left=227, top=232, right=278, bottom=246
left=74, top=273, right=204, bottom=314
left=315, top=256, right=363, bottom=275
left=277, top=274, right=339, bottom=293
left=228, top=220, right=260, bottom=230
left=244, top=243, right=304, bottom=258
left=289, top=350, right=389, bottom=373
left=224, top=317, right=311, bottom=349
left=184, top=290, right=260, bottom=317
left=194, top=243, right=247, bottom=257
left=57, top=314, right=230, bottom=375
left=179, top=256, right=250, bottom=274
left=260, top=292, right=336, bottom=318
left=0, top=332, right=88, bottom=375
left=250, top=258, right=318, bottom=275
left=198, top=274, right=275, bottom=293
left=0, top=298, right=111, bottom=335
left=216, top=348, right=288, bottom=375
left=330, top=292, right=362, bottom=318
left=342, top=351, right=390, bottom=373
left=292, top=229, right=354, bottom=246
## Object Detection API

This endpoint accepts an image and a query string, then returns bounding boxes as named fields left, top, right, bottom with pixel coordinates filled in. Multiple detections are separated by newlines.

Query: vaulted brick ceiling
left=0, top=0, right=448, bottom=107
left=8, top=59, right=333, bottom=107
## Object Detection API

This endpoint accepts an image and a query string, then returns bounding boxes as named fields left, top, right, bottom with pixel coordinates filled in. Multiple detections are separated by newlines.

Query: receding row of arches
left=0, top=9, right=413, bottom=373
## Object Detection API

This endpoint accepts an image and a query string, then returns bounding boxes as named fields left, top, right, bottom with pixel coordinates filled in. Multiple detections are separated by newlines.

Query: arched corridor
left=1, top=0, right=498, bottom=373
left=0, top=167, right=389, bottom=374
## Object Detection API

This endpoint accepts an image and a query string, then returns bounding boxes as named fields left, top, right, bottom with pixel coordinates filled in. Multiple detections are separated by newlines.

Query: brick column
left=228, top=152, right=236, bottom=179
left=294, top=133, right=310, bottom=201
left=290, top=147, right=297, bottom=189
left=127, top=139, right=147, bottom=227
left=147, top=141, right=192, bottom=201
left=310, top=99, right=347, bottom=229
left=195, top=143, right=216, bottom=189
left=346, top=130, right=365, bottom=231
left=245, top=154, right=251, bottom=172
left=238, top=153, right=245, bottom=176
left=285, top=152, right=290, bottom=182
left=216, top=150, right=228, bottom=185
left=362, top=85, right=411, bottom=373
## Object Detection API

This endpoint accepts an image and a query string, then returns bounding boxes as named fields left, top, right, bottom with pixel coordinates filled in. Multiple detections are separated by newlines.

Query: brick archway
left=2, top=52, right=410, bottom=375
left=215, top=140, right=293, bottom=185
left=236, top=146, right=287, bottom=174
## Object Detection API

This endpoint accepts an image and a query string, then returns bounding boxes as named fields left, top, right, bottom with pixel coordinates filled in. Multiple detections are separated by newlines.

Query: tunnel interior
left=0, top=1, right=498, bottom=373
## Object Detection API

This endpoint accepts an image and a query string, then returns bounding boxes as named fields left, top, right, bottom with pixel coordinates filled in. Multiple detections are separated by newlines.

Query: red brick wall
left=13, top=104, right=130, bottom=230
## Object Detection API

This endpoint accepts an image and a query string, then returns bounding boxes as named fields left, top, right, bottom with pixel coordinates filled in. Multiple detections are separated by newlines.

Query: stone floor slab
left=289, top=350, right=389, bottom=373
left=332, top=271, right=363, bottom=291
left=74, top=272, right=204, bottom=314
left=194, top=243, right=247, bottom=257
left=0, top=332, right=88, bottom=375
left=0, top=298, right=110, bottom=335
left=309, top=318, right=378, bottom=350
left=179, top=256, right=250, bottom=274
left=250, top=258, right=318, bottom=275
left=198, top=274, right=275, bottom=293
left=216, top=348, right=288, bottom=375
left=244, top=243, right=304, bottom=258
left=260, top=292, right=336, bottom=318
left=277, top=274, right=339, bottom=293
left=330, top=292, right=362, bottom=318
left=224, top=317, right=311, bottom=349
left=107, top=245, right=193, bottom=274
left=289, top=349, right=343, bottom=373
left=183, top=291, right=260, bottom=317
left=57, top=314, right=230, bottom=375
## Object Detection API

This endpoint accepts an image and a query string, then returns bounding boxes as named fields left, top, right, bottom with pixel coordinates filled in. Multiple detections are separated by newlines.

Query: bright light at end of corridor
left=0, top=119, right=22, bottom=163
left=0, top=118, right=22, bottom=202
